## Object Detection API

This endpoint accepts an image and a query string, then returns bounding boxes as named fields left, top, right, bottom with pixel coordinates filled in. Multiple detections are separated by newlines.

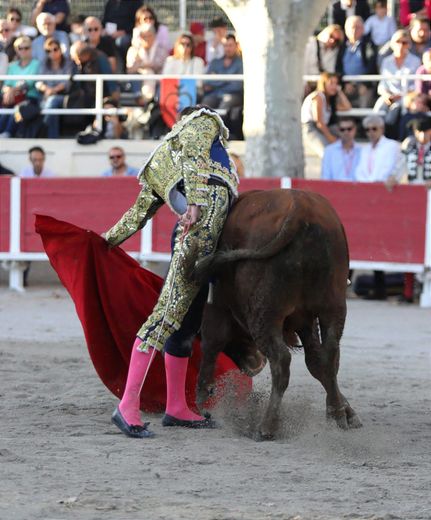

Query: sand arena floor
left=0, top=281, right=430, bottom=520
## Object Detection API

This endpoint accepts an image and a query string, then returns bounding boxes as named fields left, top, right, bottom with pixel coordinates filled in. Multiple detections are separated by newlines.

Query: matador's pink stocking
left=118, top=337, right=153, bottom=426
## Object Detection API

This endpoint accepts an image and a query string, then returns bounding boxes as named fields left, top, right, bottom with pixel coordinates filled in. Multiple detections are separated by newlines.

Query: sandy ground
left=1, top=273, right=430, bottom=520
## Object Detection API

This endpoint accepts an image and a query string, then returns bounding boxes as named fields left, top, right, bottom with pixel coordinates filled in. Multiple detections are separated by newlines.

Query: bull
left=194, top=188, right=362, bottom=440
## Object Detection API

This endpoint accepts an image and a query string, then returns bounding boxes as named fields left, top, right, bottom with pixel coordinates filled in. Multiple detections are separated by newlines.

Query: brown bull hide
left=196, top=189, right=362, bottom=440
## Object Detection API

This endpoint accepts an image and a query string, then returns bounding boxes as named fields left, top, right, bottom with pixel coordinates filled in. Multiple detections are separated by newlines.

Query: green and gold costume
left=105, top=108, right=239, bottom=352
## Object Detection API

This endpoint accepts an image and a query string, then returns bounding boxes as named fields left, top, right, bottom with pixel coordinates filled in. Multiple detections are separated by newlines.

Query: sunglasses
left=339, top=126, right=354, bottom=132
left=9, top=17, right=21, bottom=22
left=365, top=126, right=380, bottom=132
left=143, top=16, right=154, bottom=21
left=179, top=41, right=192, bottom=47
left=87, top=27, right=100, bottom=32
left=0, top=28, right=11, bottom=33
left=46, top=47, right=60, bottom=53
left=109, top=154, right=123, bottom=160
left=18, top=46, right=31, bottom=50
left=395, top=40, right=409, bottom=45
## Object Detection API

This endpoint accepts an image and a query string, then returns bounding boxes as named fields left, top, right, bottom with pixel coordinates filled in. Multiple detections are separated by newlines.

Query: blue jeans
left=42, top=95, right=65, bottom=138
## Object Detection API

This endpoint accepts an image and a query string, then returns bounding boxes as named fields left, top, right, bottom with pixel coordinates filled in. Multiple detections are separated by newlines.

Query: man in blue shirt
left=32, top=12, right=69, bottom=62
left=202, top=34, right=243, bottom=111
left=321, top=117, right=361, bottom=181
left=101, top=147, right=138, bottom=177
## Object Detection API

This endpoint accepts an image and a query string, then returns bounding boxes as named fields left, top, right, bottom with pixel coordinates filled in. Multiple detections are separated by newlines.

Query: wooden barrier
left=0, top=177, right=430, bottom=306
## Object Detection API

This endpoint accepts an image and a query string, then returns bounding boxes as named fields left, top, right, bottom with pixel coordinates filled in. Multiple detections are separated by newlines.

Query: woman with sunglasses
left=301, top=71, right=351, bottom=158
left=36, top=37, right=73, bottom=138
left=6, top=7, right=37, bottom=38
left=133, top=5, right=171, bottom=54
left=0, top=36, right=40, bottom=138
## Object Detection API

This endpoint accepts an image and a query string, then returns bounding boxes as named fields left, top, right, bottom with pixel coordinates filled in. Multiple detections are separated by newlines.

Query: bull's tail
left=195, top=208, right=302, bottom=282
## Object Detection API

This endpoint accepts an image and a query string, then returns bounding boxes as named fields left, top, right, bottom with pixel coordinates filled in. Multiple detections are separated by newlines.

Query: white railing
left=1, top=72, right=431, bottom=130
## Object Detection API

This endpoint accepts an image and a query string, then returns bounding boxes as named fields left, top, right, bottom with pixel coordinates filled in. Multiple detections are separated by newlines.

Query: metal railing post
left=179, top=0, right=187, bottom=31
left=94, top=76, right=104, bottom=131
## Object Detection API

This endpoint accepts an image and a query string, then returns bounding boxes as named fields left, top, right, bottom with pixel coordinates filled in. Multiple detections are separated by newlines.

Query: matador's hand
left=179, top=204, right=201, bottom=236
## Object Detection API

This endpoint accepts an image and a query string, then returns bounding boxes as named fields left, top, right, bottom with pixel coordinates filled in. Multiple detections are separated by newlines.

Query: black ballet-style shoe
left=161, top=413, right=217, bottom=429
left=111, top=407, right=155, bottom=439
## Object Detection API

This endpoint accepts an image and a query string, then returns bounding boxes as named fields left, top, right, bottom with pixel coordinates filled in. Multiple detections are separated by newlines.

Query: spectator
left=0, top=162, right=15, bottom=175
left=301, top=72, right=352, bottom=158
left=332, top=0, right=371, bottom=29
left=35, top=37, right=73, bottom=138
left=399, top=0, right=431, bottom=27
left=415, top=48, right=431, bottom=94
left=0, top=36, right=40, bottom=138
left=364, top=0, right=397, bottom=49
left=133, top=5, right=171, bottom=55
left=20, top=146, right=55, bottom=178
left=409, top=17, right=431, bottom=58
left=355, top=115, right=404, bottom=300
left=101, top=146, right=138, bottom=177
left=126, top=23, right=168, bottom=104
left=190, top=22, right=207, bottom=64
left=398, top=91, right=430, bottom=140
left=97, top=96, right=128, bottom=139
left=336, top=15, right=377, bottom=108
left=84, top=16, right=117, bottom=73
left=69, top=14, right=86, bottom=44
left=206, top=16, right=228, bottom=65
left=400, top=116, right=431, bottom=301
left=202, top=34, right=243, bottom=110
left=163, top=32, right=205, bottom=80
left=322, top=117, right=361, bottom=180
left=0, top=19, right=16, bottom=62
left=374, top=29, right=421, bottom=134
left=7, top=7, right=37, bottom=38
left=30, top=0, right=70, bottom=33
left=32, top=13, right=70, bottom=63
left=0, top=49, right=7, bottom=76
left=102, top=0, right=143, bottom=69
left=304, top=24, right=344, bottom=77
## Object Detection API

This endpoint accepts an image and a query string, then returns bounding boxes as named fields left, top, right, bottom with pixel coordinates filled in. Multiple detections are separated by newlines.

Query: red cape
left=35, top=214, right=251, bottom=412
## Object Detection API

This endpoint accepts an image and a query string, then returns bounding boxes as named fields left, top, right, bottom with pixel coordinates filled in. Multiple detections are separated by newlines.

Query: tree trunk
left=215, top=0, right=330, bottom=177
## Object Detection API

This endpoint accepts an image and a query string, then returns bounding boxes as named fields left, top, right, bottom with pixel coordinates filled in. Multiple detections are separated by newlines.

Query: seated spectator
left=7, top=7, right=37, bottom=38
left=30, top=0, right=70, bottom=33
left=206, top=17, right=228, bottom=65
left=0, top=19, right=16, bottom=62
left=332, top=0, right=371, bottom=28
left=400, top=116, right=431, bottom=301
left=202, top=34, right=243, bottom=110
left=336, top=15, right=377, bottom=108
left=101, top=146, right=138, bottom=177
left=398, top=91, right=430, bottom=140
left=0, top=36, right=40, bottom=138
left=303, top=24, right=344, bottom=96
left=409, top=17, right=431, bottom=58
left=322, top=117, right=361, bottom=180
left=374, top=30, right=421, bottom=135
left=84, top=16, right=117, bottom=73
left=163, top=33, right=205, bottom=79
left=102, top=0, right=143, bottom=70
left=190, top=22, right=207, bottom=64
left=97, top=96, right=128, bottom=139
left=69, top=14, right=86, bottom=44
left=35, top=37, right=73, bottom=138
left=133, top=5, right=171, bottom=55
left=301, top=72, right=352, bottom=158
left=32, top=13, right=70, bottom=63
left=415, top=48, right=431, bottom=95
left=399, top=0, right=431, bottom=27
left=126, top=24, right=168, bottom=104
left=0, top=49, right=7, bottom=75
left=364, top=0, right=397, bottom=49
left=20, top=146, right=55, bottom=178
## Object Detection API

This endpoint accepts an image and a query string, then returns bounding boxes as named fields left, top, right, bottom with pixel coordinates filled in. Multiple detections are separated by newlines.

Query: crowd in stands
left=0, top=1, right=244, bottom=139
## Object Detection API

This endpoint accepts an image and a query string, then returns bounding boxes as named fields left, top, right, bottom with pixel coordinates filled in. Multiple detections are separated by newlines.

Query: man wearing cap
left=190, top=21, right=207, bottom=63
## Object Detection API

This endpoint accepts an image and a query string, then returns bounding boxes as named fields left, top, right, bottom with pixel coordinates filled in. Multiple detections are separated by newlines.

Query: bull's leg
left=196, top=302, right=234, bottom=411
left=251, top=325, right=292, bottom=441
left=299, top=315, right=361, bottom=429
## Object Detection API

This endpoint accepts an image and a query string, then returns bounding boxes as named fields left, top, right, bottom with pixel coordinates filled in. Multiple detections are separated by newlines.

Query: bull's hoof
left=327, top=401, right=362, bottom=430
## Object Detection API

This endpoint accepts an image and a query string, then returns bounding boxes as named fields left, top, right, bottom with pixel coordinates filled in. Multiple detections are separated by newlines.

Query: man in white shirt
left=20, top=146, right=55, bottom=178
left=355, top=114, right=403, bottom=186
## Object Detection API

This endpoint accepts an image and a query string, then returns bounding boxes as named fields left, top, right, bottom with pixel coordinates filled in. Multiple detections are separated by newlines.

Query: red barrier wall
left=291, top=180, right=427, bottom=264
left=0, top=176, right=11, bottom=252
left=151, top=177, right=282, bottom=253
left=20, top=178, right=142, bottom=252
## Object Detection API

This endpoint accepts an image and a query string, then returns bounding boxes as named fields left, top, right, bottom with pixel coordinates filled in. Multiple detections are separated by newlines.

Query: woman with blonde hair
left=163, top=33, right=205, bottom=78
left=301, top=71, right=351, bottom=158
